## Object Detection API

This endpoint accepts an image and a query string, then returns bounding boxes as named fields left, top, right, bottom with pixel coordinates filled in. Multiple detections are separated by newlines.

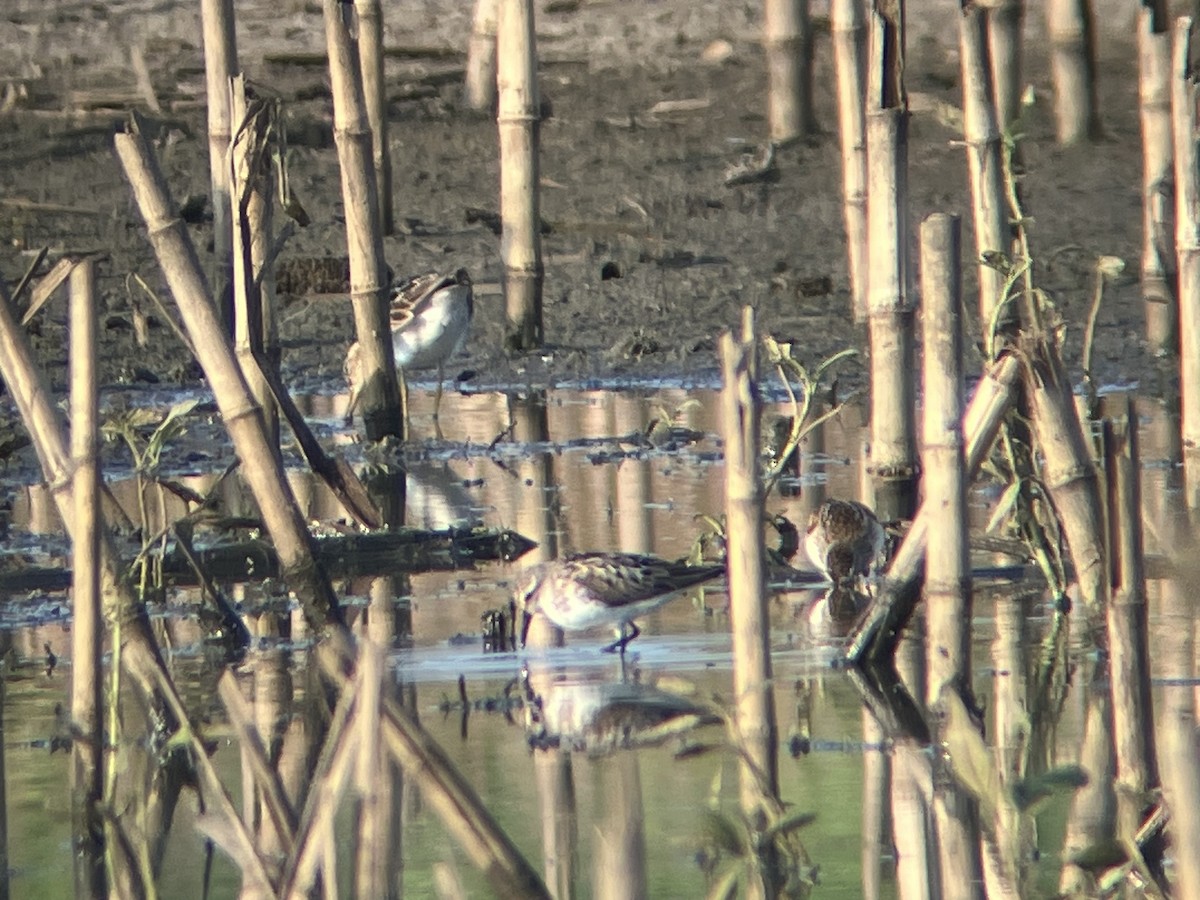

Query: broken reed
left=865, top=6, right=918, bottom=520
left=354, top=0, right=394, bottom=235
left=1172, top=19, right=1200, bottom=460
left=1045, top=0, right=1100, bottom=143
left=719, top=308, right=781, bottom=874
left=1138, top=3, right=1175, bottom=355
left=466, top=0, right=499, bottom=110
left=200, top=0, right=238, bottom=331
left=831, top=0, right=868, bottom=321
left=69, top=257, right=105, bottom=898
left=498, top=0, right=544, bottom=351
left=763, top=0, right=815, bottom=142
left=322, top=0, right=403, bottom=441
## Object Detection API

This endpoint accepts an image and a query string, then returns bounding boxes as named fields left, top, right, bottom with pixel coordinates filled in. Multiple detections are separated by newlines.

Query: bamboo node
left=497, top=112, right=541, bottom=124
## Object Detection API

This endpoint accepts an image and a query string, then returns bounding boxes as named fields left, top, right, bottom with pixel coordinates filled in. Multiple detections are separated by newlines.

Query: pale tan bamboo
left=465, top=0, right=499, bottom=111
left=1045, top=0, right=1099, bottom=143
left=69, top=257, right=105, bottom=900
left=593, top=755, right=645, bottom=900
left=985, top=597, right=1028, bottom=897
left=1023, top=338, right=1108, bottom=618
left=498, top=0, right=544, bottom=350
left=354, top=0, right=394, bottom=235
left=323, top=0, right=403, bottom=440
left=354, top=640, right=387, bottom=898
left=114, top=126, right=342, bottom=630
left=983, top=0, right=1023, bottom=131
left=1102, top=403, right=1158, bottom=844
left=200, top=0, right=238, bottom=331
left=831, top=0, right=869, bottom=321
left=230, top=76, right=278, bottom=450
left=892, top=628, right=937, bottom=899
left=1139, top=5, right=1176, bottom=355
left=1173, top=19, right=1200, bottom=455
left=959, top=0, right=1010, bottom=331
left=720, top=309, right=779, bottom=836
left=764, top=0, right=815, bottom=142
left=534, top=750, right=577, bottom=899
left=861, top=709, right=888, bottom=900
left=847, top=353, right=1021, bottom=662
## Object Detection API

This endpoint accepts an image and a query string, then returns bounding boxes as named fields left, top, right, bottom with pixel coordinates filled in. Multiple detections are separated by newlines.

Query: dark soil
left=0, top=1, right=1159, bottom=407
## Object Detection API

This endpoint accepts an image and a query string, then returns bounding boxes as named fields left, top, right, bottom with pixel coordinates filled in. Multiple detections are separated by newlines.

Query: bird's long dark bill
left=520, top=610, right=534, bottom=648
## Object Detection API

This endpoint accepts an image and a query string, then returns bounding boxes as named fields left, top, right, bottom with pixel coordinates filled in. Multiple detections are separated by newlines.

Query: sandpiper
left=344, top=267, right=473, bottom=425
left=804, top=498, right=886, bottom=587
left=515, top=552, right=725, bottom=654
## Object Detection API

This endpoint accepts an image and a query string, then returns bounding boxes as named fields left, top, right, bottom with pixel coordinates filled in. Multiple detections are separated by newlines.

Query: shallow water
left=0, top=384, right=1193, bottom=897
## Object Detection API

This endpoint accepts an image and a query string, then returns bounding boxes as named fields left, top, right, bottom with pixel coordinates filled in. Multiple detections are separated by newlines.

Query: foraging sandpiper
left=515, top=552, right=725, bottom=654
left=804, top=498, right=886, bottom=587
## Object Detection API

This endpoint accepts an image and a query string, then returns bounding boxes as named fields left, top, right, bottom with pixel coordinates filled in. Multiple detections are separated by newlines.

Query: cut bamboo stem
left=831, top=0, right=869, bottom=321
left=1173, top=18, right=1200, bottom=455
left=1102, top=400, right=1158, bottom=844
left=1045, top=0, right=1100, bottom=143
left=498, top=0, right=544, bottom=351
left=465, top=0, right=499, bottom=111
left=200, top=0, right=238, bottom=332
left=323, top=0, right=403, bottom=441
left=114, top=124, right=342, bottom=631
left=984, top=0, right=1023, bottom=132
left=354, top=0, right=394, bottom=235
left=1139, top=4, right=1176, bottom=356
left=720, top=309, right=779, bottom=834
left=69, top=257, right=105, bottom=900
left=959, top=0, right=1011, bottom=332
left=847, top=353, right=1021, bottom=662
left=764, top=0, right=816, bottom=142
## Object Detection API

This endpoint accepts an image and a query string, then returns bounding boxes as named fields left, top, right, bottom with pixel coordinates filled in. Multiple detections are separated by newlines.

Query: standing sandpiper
left=344, top=268, right=473, bottom=425
left=515, top=552, right=725, bottom=654
left=804, top=499, right=886, bottom=587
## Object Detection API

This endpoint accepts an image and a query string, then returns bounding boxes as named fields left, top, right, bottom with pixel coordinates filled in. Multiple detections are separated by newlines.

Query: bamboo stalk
left=1139, top=4, right=1176, bottom=356
left=1102, top=401, right=1158, bottom=843
left=200, top=0, right=238, bottom=331
left=1173, top=19, right=1200, bottom=454
left=69, top=257, right=105, bottom=900
left=831, top=0, right=869, bottom=321
left=465, top=0, right=499, bottom=111
left=498, top=0, right=544, bottom=351
left=1045, top=0, right=1100, bottom=143
left=323, top=0, right=403, bottom=440
left=866, top=4, right=916, bottom=521
left=985, top=596, right=1028, bottom=897
left=861, top=709, right=889, bottom=900
left=720, top=308, right=780, bottom=839
left=230, top=76, right=279, bottom=450
left=959, top=0, right=1011, bottom=332
left=354, top=0, right=394, bottom=235
left=763, top=0, right=815, bottom=142
left=534, top=750, right=577, bottom=899
left=353, top=640, right=387, bottom=898
left=847, top=353, right=1021, bottom=662
left=983, top=0, right=1023, bottom=132
left=114, top=124, right=342, bottom=631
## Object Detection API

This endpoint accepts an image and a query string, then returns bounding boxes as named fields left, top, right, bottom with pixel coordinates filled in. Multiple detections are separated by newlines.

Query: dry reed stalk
left=720, top=309, right=780, bottom=830
left=831, top=0, right=869, bottom=321
left=354, top=0, right=394, bottom=235
left=318, top=644, right=552, bottom=899
left=353, top=640, right=388, bottom=898
left=114, top=124, right=342, bottom=630
left=958, top=0, right=1010, bottom=331
left=200, top=0, right=238, bottom=331
left=323, top=0, right=403, bottom=440
left=512, top=394, right=561, bottom=649
left=1101, top=402, right=1158, bottom=842
left=860, top=709, right=889, bottom=899
left=1139, top=4, right=1176, bottom=355
left=983, top=0, right=1023, bottom=131
left=866, top=6, right=917, bottom=521
left=466, top=0, right=499, bottom=111
left=763, top=0, right=815, bottom=142
left=534, top=750, right=577, bottom=899
left=1045, top=0, right=1099, bottom=143
left=498, top=0, right=544, bottom=351
left=1173, top=19, right=1200, bottom=455
left=69, top=257, right=105, bottom=899
left=230, top=76, right=279, bottom=449
left=593, top=755, right=645, bottom=899
left=1021, top=335, right=1108, bottom=619
left=0, top=281, right=277, bottom=894
left=984, top=597, right=1028, bottom=898
left=847, top=353, right=1021, bottom=662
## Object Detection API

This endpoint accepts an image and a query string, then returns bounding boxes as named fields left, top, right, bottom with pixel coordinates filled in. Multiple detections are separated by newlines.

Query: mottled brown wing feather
left=388, top=271, right=448, bottom=328
left=562, top=553, right=722, bottom=609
